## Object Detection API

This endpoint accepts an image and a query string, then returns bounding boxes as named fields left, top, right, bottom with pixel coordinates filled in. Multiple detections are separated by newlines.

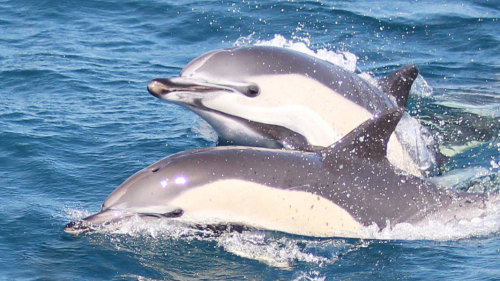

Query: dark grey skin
left=65, top=109, right=494, bottom=236
left=148, top=46, right=441, bottom=176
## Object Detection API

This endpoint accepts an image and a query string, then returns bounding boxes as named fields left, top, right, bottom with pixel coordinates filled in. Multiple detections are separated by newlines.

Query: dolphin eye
left=245, top=84, right=260, bottom=97
left=151, top=167, right=160, bottom=173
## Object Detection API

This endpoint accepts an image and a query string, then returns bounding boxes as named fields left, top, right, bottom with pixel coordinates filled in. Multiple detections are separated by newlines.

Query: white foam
left=64, top=209, right=345, bottom=267
left=217, top=231, right=337, bottom=268
left=104, top=217, right=214, bottom=241
left=66, top=214, right=340, bottom=268
left=63, top=207, right=93, bottom=221
left=292, top=270, right=326, bottom=281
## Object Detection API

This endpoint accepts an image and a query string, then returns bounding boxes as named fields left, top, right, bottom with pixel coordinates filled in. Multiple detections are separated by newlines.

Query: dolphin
left=65, top=109, right=495, bottom=238
left=147, top=46, right=440, bottom=177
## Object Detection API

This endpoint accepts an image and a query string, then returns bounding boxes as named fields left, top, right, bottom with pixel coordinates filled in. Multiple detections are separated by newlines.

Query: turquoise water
left=1, top=0, right=499, bottom=280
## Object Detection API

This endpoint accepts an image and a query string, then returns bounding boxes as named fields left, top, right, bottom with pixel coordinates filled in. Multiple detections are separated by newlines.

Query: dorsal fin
left=321, top=108, right=404, bottom=161
left=378, top=65, right=419, bottom=108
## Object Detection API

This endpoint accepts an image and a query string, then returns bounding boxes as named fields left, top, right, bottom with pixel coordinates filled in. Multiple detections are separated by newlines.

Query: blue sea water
left=1, top=0, right=499, bottom=280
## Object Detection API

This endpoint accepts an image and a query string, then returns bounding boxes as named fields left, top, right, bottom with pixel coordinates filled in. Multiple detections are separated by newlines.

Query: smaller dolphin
left=65, top=109, right=496, bottom=238
left=148, top=46, right=439, bottom=177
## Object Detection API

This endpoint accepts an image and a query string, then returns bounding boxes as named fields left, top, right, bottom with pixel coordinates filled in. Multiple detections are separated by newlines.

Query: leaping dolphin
left=65, top=109, right=495, bottom=238
left=147, top=46, right=440, bottom=177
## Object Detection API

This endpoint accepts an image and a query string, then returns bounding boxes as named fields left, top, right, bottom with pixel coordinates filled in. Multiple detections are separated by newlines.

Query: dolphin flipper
left=378, top=65, right=419, bottom=108
left=250, top=121, right=315, bottom=151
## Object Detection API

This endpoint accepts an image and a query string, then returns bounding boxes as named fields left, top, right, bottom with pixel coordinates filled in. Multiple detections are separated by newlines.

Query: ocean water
left=1, top=0, right=499, bottom=280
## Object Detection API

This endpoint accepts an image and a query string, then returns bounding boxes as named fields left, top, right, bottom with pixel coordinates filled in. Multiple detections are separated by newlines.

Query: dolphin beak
left=147, top=78, right=227, bottom=99
left=64, top=209, right=131, bottom=235
left=147, top=78, right=167, bottom=98
left=64, top=209, right=184, bottom=235
left=148, top=77, right=260, bottom=101
left=64, top=220, right=97, bottom=235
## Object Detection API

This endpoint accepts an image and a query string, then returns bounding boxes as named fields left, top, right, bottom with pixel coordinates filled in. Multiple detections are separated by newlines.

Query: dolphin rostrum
left=65, top=109, right=495, bottom=238
left=147, top=46, right=439, bottom=177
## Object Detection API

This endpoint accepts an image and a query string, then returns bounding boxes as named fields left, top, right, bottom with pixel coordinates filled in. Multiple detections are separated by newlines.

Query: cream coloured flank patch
left=169, top=179, right=364, bottom=238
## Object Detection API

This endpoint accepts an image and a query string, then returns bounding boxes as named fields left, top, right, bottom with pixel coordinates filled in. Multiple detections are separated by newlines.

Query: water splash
left=371, top=202, right=500, bottom=241
left=216, top=231, right=341, bottom=268
left=292, top=270, right=326, bottom=281
left=64, top=207, right=93, bottom=222
left=411, top=75, right=434, bottom=98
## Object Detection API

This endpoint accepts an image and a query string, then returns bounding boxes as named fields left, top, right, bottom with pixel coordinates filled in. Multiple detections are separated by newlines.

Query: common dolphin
left=147, top=46, right=440, bottom=177
left=65, top=109, right=495, bottom=238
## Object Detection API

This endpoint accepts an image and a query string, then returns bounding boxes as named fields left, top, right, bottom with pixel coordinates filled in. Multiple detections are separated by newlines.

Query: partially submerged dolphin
left=65, top=109, right=495, bottom=238
left=147, top=46, right=439, bottom=177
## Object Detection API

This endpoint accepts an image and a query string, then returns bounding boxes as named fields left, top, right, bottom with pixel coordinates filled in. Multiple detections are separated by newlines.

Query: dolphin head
left=147, top=46, right=378, bottom=150
left=64, top=153, right=203, bottom=234
left=147, top=48, right=264, bottom=109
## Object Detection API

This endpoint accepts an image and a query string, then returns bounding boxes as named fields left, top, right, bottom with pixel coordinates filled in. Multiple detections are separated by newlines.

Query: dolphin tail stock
left=321, top=108, right=404, bottom=162
left=378, top=65, right=419, bottom=108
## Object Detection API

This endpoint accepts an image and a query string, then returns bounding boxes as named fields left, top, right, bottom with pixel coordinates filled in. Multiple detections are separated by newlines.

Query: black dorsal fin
left=378, top=65, right=419, bottom=108
left=321, top=108, right=404, bottom=161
